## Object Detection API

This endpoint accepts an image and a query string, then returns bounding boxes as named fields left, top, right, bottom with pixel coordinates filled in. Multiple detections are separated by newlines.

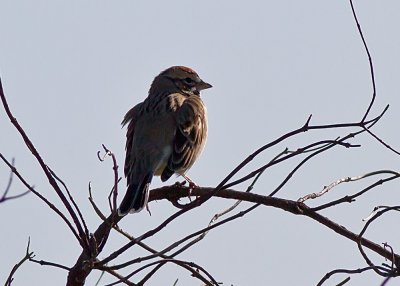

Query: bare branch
left=312, top=175, right=400, bottom=211
left=96, top=184, right=399, bottom=271
left=170, top=188, right=400, bottom=263
left=363, top=127, right=400, bottom=156
left=317, top=266, right=390, bottom=286
left=2, top=1, right=397, bottom=285
left=5, top=238, right=34, bottom=286
left=0, top=158, right=30, bottom=203
left=349, top=0, right=376, bottom=122
left=0, top=78, right=88, bottom=250
left=47, top=167, right=90, bottom=245
left=224, top=138, right=360, bottom=191
left=99, top=268, right=137, bottom=286
left=98, top=144, right=119, bottom=214
left=89, top=181, right=168, bottom=259
left=299, top=170, right=400, bottom=203
left=102, top=258, right=218, bottom=286
left=0, top=153, right=82, bottom=242
left=30, top=258, right=70, bottom=271
left=357, top=206, right=400, bottom=274
left=381, top=276, right=393, bottom=286
left=382, top=242, right=395, bottom=271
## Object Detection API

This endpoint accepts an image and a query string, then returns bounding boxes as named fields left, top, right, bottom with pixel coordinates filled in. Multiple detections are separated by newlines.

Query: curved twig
left=0, top=79, right=88, bottom=250
left=5, top=238, right=34, bottom=286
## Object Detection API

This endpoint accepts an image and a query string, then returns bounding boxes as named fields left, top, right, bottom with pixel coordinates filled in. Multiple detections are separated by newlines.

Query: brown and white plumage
left=119, top=66, right=212, bottom=216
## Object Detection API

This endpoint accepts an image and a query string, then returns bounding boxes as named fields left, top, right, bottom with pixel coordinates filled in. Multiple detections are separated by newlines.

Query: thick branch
left=149, top=186, right=400, bottom=265
left=73, top=184, right=399, bottom=286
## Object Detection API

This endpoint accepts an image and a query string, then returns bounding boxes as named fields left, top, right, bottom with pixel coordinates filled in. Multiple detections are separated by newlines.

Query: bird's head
left=151, top=66, right=212, bottom=97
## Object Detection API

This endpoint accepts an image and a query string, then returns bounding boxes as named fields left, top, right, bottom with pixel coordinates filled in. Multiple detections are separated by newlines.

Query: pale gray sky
left=1, top=1, right=400, bottom=285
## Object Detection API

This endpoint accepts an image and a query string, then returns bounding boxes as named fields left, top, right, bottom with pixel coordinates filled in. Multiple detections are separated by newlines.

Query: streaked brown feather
left=168, top=95, right=207, bottom=175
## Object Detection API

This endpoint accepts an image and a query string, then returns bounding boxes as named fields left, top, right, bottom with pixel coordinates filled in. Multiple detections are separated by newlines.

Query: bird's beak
left=197, top=80, right=212, bottom=91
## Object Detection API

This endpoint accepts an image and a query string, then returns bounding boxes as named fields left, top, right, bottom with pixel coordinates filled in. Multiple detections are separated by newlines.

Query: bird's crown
left=151, top=66, right=212, bottom=97
left=160, top=66, right=199, bottom=81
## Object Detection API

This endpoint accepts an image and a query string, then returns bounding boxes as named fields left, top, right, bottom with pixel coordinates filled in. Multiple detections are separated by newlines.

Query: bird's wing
left=122, top=103, right=143, bottom=179
left=161, top=95, right=207, bottom=181
left=124, top=92, right=180, bottom=181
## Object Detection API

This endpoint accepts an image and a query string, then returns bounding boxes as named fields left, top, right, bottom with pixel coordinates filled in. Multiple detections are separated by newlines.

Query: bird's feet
left=181, top=174, right=198, bottom=188
left=181, top=174, right=199, bottom=201
left=173, top=174, right=198, bottom=203
left=145, top=203, right=152, bottom=216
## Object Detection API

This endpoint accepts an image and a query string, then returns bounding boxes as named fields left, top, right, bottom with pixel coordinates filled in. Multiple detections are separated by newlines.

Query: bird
left=118, top=66, right=212, bottom=216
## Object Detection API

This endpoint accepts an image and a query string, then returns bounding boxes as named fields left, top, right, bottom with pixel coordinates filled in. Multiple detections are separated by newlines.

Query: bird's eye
left=183, top=77, right=194, bottom=85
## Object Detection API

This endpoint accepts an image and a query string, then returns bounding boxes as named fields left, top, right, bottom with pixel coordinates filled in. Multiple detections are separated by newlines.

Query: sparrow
left=118, top=66, right=212, bottom=216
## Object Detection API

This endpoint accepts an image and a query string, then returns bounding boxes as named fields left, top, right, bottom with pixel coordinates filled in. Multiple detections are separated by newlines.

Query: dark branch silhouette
left=0, top=157, right=30, bottom=203
left=2, top=1, right=400, bottom=285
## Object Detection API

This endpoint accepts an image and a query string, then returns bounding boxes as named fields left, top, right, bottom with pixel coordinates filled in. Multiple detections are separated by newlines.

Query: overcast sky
left=1, top=1, right=400, bottom=285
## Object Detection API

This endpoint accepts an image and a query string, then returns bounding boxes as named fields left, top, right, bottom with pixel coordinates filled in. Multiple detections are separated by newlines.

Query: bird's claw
left=174, top=180, right=187, bottom=187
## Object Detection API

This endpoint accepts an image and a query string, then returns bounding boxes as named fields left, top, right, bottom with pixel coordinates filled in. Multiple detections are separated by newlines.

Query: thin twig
left=152, top=149, right=289, bottom=265
left=381, top=276, right=392, bottom=286
left=47, top=167, right=90, bottom=246
left=0, top=153, right=81, bottom=242
left=223, top=139, right=359, bottom=190
left=94, top=271, right=105, bottom=286
left=269, top=138, right=354, bottom=197
left=357, top=206, right=400, bottom=274
left=146, top=187, right=400, bottom=263
left=166, top=149, right=288, bottom=259
left=88, top=181, right=170, bottom=259
left=312, top=175, right=400, bottom=211
left=299, top=170, right=400, bottom=203
left=317, top=266, right=390, bottom=286
left=30, top=258, right=70, bottom=271
left=101, top=268, right=137, bottom=286
left=0, top=78, right=87, bottom=250
left=363, top=127, right=400, bottom=156
left=382, top=242, right=395, bottom=271
left=103, top=258, right=217, bottom=286
left=5, top=238, right=34, bottom=286
left=98, top=144, right=119, bottom=214
left=0, top=158, right=30, bottom=203
left=1, top=157, right=14, bottom=200
left=349, top=0, right=377, bottom=122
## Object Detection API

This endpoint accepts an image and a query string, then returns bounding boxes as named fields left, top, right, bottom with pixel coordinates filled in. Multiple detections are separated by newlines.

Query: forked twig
left=0, top=158, right=30, bottom=203
left=5, top=238, right=34, bottom=286
left=0, top=78, right=88, bottom=250
left=97, top=144, right=119, bottom=213
left=298, top=170, right=400, bottom=203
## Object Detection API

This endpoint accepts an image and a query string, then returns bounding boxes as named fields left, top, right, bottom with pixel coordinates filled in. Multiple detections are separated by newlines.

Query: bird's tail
left=118, top=173, right=153, bottom=216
